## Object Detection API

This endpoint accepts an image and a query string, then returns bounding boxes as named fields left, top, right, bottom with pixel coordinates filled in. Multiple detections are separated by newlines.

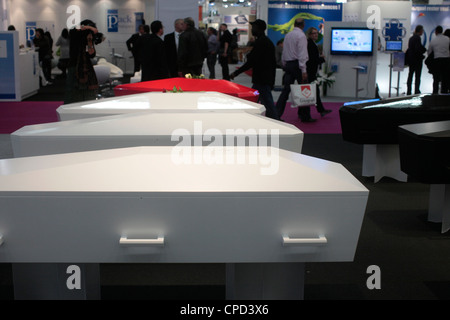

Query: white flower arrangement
left=313, top=62, right=335, bottom=95
left=185, top=73, right=205, bottom=79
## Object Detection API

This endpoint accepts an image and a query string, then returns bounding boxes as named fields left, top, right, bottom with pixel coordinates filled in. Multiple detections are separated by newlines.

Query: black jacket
left=406, top=34, right=426, bottom=66
left=140, top=33, right=169, bottom=81
left=306, top=38, right=325, bottom=82
left=164, top=32, right=179, bottom=77
left=233, top=34, right=276, bottom=88
left=177, top=27, right=208, bottom=72
left=33, top=35, right=52, bottom=62
left=126, top=33, right=141, bottom=56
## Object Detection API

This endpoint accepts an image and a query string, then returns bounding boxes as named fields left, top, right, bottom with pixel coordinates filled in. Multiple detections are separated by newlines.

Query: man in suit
left=177, top=17, right=208, bottom=77
left=406, top=25, right=426, bottom=95
left=126, top=24, right=146, bottom=73
left=218, top=23, right=232, bottom=80
left=164, top=18, right=185, bottom=78
left=140, top=20, right=169, bottom=81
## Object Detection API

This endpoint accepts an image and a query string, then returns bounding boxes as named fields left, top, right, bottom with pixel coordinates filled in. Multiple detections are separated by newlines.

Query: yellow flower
left=185, top=74, right=192, bottom=79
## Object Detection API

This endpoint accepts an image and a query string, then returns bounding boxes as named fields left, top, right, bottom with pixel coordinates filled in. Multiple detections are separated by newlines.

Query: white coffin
left=11, top=111, right=303, bottom=157
left=0, top=146, right=368, bottom=263
left=56, top=91, right=266, bottom=121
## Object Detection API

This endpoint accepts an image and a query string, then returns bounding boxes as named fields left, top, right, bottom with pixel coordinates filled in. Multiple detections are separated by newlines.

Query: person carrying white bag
left=275, top=18, right=316, bottom=122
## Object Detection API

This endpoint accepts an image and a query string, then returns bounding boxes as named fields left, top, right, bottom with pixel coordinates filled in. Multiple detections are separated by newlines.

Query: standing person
left=405, top=25, right=426, bottom=95
left=206, top=27, right=219, bottom=79
left=64, top=20, right=102, bottom=104
left=275, top=18, right=314, bottom=122
left=33, top=28, right=53, bottom=86
left=164, top=18, right=185, bottom=78
left=445, top=29, right=450, bottom=38
left=230, top=28, right=239, bottom=63
left=217, top=23, right=232, bottom=80
left=140, top=20, right=169, bottom=82
left=177, top=17, right=207, bottom=77
left=427, top=25, right=450, bottom=94
left=230, top=19, right=280, bottom=121
left=275, top=38, right=284, bottom=69
left=126, top=24, right=146, bottom=74
left=55, top=28, right=70, bottom=78
left=306, top=27, right=332, bottom=117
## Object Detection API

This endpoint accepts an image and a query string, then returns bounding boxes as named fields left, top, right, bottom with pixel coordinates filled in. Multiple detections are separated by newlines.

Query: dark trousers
left=276, top=60, right=312, bottom=120
left=41, top=58, right=52, bottom=82
left=219, top=54, right=230, bottom=80
left=207, top=53, right=217, bottom=79
left=252, top=83, right=280, bottom=120
left=432, top=58, right=450, bottom=94
left=314, top=84, right=325, bottom=113
left=406, top=62, right=423, bottom=95
left=132, top=53, right=141, bottom=73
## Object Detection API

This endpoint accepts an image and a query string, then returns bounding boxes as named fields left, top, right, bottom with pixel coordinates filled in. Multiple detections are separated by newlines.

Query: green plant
left=314, top=62, right=335, bottom=95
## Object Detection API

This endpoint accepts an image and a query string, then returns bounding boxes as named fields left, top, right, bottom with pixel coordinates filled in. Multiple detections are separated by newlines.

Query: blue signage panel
left=26, top=21, right=37, bottom=42
left=107, top=9, right=119, bottom=33
left=268, top=1, right=343, bottom=45
left=135, top=12, right=144, bottom=32
left=0, top=33, right=16, bottom=100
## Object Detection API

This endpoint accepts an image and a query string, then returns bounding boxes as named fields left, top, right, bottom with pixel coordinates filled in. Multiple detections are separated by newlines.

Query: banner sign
left=135, top=12, right=144, bottom=32
left=25, top=21, right=36, bottom=42
left=0, top=32, right=16, bottom=100
left=107, top=9, right=140, bottom=34
left=107, top=9, right=119, bottom=33
left=411, top=5, right=450, bottom=47
left=268, top=1, right=342, bottom=46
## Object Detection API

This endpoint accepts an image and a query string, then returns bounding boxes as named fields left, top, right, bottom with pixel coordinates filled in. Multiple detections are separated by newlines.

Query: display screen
left=385, top=40, right=402, bottom=52
left=330, top=28, right=374, bottom=56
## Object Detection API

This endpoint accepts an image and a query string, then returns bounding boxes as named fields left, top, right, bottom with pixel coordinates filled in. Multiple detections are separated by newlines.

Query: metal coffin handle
left=282, top=235, right=327, bottom=246
left=119, top=236, right=164, bottom=246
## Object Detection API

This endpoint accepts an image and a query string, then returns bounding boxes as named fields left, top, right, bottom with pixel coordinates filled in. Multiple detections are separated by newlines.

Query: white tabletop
left=0, top=146, right=367, bottom=195
left=12, top=111, right=303, bottom=157
left=14, top=110, right=299, bottom=137
left=57, top=91, right=266, bottom=120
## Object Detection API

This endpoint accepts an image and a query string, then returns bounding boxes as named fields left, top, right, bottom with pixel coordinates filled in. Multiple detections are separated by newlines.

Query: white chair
left=130, top=71, right=141, bottom=83
left=94, top=65, right=112, bottom=99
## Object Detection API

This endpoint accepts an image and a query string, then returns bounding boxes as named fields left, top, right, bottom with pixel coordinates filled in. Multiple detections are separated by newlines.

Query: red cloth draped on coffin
left=113, top=78, right=259, bottom=102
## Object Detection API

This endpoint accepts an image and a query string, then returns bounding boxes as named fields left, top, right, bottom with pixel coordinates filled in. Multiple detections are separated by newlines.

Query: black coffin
left=340, top=94, right=450, bottom=144
left=398, top=120, right=450, bottom=184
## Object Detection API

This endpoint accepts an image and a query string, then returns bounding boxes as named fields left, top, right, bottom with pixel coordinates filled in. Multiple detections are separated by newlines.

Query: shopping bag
left=289, top=83, right=316, bottom=107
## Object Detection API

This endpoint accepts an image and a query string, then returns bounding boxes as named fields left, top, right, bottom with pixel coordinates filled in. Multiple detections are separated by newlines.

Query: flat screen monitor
left=330, top=27, right=374, bottom=56
left=385, top=40, right=402, bottom=52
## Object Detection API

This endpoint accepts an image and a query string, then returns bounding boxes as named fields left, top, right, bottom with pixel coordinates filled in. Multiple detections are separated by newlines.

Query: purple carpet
left=282, top=102, right=343, bottom=134
left=0, top=100, right=343, bottom=135
left=0, top=101, right=62, bottom=134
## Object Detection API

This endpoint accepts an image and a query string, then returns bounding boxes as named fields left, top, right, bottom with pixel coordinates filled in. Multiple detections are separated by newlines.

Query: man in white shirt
left=164, top=18, right=185, bottom=78
left=276, top=18, right=314, bottom=122
left=427, top=25, right=450, bottom=94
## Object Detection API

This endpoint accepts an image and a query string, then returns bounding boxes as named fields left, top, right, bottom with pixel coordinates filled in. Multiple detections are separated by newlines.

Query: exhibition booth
left=1, top=0, right=449, bottom=100
left=0, top=0, right=449, bottom=301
